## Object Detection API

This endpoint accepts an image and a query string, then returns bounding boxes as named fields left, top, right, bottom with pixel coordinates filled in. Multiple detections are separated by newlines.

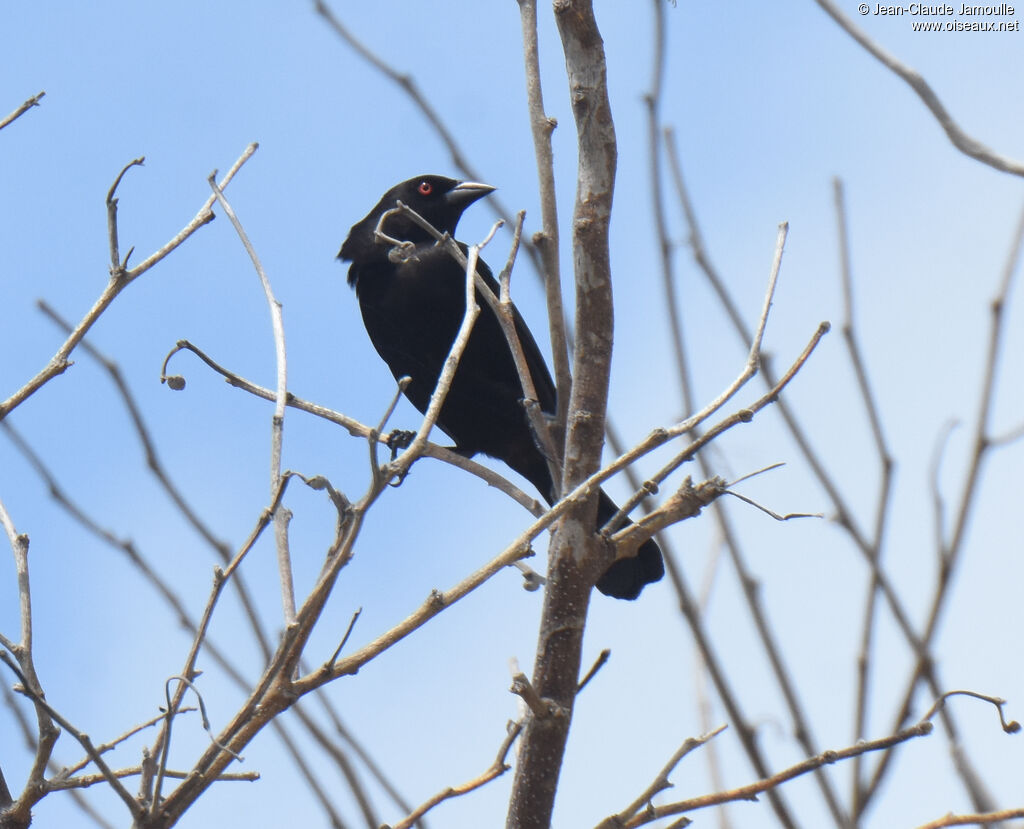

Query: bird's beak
left=446, top=180, right=496, bottom=207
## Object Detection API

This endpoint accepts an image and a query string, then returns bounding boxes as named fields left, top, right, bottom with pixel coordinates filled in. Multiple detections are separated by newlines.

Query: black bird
left=339, top=175, right=663, bottom=599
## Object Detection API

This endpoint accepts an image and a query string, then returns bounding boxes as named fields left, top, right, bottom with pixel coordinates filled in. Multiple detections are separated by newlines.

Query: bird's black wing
left=352, top=244, right=559, bottom=497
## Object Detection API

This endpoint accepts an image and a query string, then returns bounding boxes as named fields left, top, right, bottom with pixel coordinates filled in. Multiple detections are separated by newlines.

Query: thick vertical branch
left=507, top=2, right=616, bottom=827
left=553, top=0, right=616, bottom=508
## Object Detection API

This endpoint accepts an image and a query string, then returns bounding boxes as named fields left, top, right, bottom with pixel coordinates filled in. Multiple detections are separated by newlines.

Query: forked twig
left=597, top=725, right=728, bottom=829
left=0, top=143, right=257, bottom=422
left=615, top=691, right=1015, bottom=829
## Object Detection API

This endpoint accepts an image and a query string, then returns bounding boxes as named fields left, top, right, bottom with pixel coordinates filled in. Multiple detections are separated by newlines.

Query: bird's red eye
left=417, top=181, right=433, bottom=195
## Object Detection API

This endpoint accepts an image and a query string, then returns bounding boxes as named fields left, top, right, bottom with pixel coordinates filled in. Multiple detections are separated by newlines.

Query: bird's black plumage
left=339, top=175, right=663, bottom=599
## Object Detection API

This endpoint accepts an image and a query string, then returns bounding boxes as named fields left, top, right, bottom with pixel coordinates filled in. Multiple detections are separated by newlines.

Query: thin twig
left=384, top=223, right=501, bottom=482
left=105, top=157, right=145, bottom=273
left=0, top=499, right=32, bottom=660
left=369, top=377, right=411, bottom=488
left=576, top=649, right=610, bottom=694
left=5, top=376, right=372, bottom=826
left=287, top=698, right=381, bottom=828
left=1, top=652, right=143, bottom=820
left=919, top=690, right=1020, bottom=735
left=989, top=419, right=1024, bottom=446
left=832, top=177, right=896, bottom=817
left=928, top=420, right=959, bottom=565
left=311, top=693, right=424, bottom=826
left=313, top=0, right=542, bottom=279
left=327, top=608, right=363, bottom=667
left=208, top=170, right=294, bottom=623
left=616, top=720, right=935, bottom=829
left=48, top=766, right=258, bottom=790
left=37, top=301, right=275, bottom=664
left=0, top=143, right=257, bottom=422
left=492, top=210, right=562, bottom=487
left=2, top=416, right=401, bottom=827
left=664, top=127, right=748, bottom=339
left=524, top=318, right=829, bottom=565
left=301, top=528, right=537, bottom=690
left=597, top=725, right=727, bottom=828
left=0, top=491, right=65, bottom=824
left=155, top=481, right=524, bottom=824
left=377, top=204, right=559, bottom=477
left=664, top=123, right=956, bottom=822
left=146, top=474, right=295, bottom=818
left=915, top=807, right=1024, bottom=829
left=660, top=123, right=846, bottom=828
left=645, top=0, right=689, bottom=414
left=1, top=679, right=115, bottom=829
left=161, top=338, right=544, bottom=514
left=63, top=709, right=195, bottom=777
left=815, top=0, right=1024, bottom=177
left=0, top=91, right=45, bottom=131
left=510, top=663, right=555, bottom=720
left=860, top=199, right=1024, bottom=814
left=626, top=686, right=1014, bottom=829
left=126, top=143, right=258, bottom=280
left=153, top=676, right=244, bottom=807
left=721, top=489, right=822, bottom=522
left=602, top=222, right=790, bottom=536
left=691, top=536, right=733, bottom=829
left=385, top=721, right=523, bottom=829
left=516, top=0, right=571, bottom=438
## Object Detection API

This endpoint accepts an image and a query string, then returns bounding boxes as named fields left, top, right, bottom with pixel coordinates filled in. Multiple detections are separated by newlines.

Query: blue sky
left=2, top=2, right=1023, bottom=827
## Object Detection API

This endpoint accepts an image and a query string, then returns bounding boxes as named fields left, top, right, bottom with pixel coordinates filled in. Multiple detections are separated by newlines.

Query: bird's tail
left=511, top=453, right=664, bottom=600
left=593, top=489, right=665, bottom=600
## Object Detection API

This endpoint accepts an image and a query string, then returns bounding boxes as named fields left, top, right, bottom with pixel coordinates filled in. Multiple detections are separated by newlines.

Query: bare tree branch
left=0, top=494, right=61, bottom=829
left=35, top=301, right=276, bottom=663
left=1, top=410, right=417, bottom=828
left=618, top=690, right=1016, bottom=829
left=1, top=651, right=143, bottom=822
left=815, top=0, right=1024, bottom=177
left=517, top=0, right=572, bottom=440
left=664, top=122, right=1000, bottom=821
left=658, top=131, right=843, bottom=825
left=602, top=223, right=791, bottom=534
left=618, top=720, right=933, bottom=829
left=0, top=143, right=257, bottom=422
left=2, top=678, right=117, bottom=829
left=507, top=3, right=618, bottom=826
left=208, top=170, right=295, bottom=623
left=160, top=338, right=543, bottom=514
left=916, top=807, right=1024, bottom=829
left=0, top=91, right=45, bottom=131
left=384, top=721, right=522, bottom=829
left=645, top=0, right=689, bottom=415
left=831, top=177, right=896, bottom=816
left=313, top=0, right=535, bottom=255
left=859, top=198, right=1024, bottom=815
left=595, top=725, right=728, bottom=829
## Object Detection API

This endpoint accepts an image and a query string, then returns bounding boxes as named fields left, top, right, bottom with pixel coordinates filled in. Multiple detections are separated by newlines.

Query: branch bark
left=507, top=2, right=617, bottom=827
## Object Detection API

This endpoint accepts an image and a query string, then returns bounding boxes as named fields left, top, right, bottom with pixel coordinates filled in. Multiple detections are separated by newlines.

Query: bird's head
left=338, top=175, right=495, bottom=265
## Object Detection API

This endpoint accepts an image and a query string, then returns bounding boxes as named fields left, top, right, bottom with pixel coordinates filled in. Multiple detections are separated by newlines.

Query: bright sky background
left=2, top=2, right=1023, bottom=828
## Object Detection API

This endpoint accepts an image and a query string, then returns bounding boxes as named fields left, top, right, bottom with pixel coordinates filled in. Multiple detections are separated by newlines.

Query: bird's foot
left=384, top=429, right=416, bottom=461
